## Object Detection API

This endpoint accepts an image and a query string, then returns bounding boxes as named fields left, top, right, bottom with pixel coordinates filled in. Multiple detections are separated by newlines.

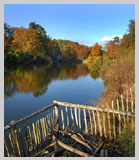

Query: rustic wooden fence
left=4, top=89, right=135, bottom=157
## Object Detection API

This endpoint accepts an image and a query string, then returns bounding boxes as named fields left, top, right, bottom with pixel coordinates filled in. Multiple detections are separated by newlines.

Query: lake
left=4, top=63, right=104, bottom=126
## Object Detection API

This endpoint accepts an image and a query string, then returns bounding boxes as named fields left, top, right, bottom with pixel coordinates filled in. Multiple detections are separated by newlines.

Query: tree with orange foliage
left=11, top=27, right=47, bottom=58
left=105, top=41, right=115, bottom=60
left=91, top=43, right=102, bottom=56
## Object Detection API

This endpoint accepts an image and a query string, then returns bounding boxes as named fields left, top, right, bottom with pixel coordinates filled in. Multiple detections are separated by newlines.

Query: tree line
left=4, top=22, right=90, bottom=65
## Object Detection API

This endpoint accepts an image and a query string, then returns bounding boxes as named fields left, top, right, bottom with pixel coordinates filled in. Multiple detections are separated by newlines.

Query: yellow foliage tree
left=91, top=43, right=102, bottom=56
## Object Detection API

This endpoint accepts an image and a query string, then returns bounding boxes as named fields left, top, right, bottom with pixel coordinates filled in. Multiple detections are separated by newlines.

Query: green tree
left=113, top=36, right=120, bottom=44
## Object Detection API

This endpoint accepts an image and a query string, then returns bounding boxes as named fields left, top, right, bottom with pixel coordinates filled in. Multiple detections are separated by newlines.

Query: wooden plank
left=65, top=106, right=69, bottom=128
left=97, top=111, right=103, bottom=137
left=130, top=88, right=134, bottom=112
left=88, top=110, right=93, bottom=135
left=121, top=95, right=126, bottom=129
left=44, top=117, right=49, bottom=136
left=48, top=114, right=51, bottom=134
left=27, top=126, right=34, bottom=155
left=126, top=90, right=129, bottom=122
left=57, top=140, right=92, bottom=157
left=37, top=120, right=42, bottom=146
left=11, top=128, right=21, bottom=157
left=130, top=88, right=134, bottom=129
left=24, top=127, right=30, bottom=156
left=79, top=108, right=81, bottom=131
left=83, top=109, right=88, bottom=134
left=117, top=99, right=121, bottom=135
left=102, top=111, right=107, bottom=138
left=54, top=105, right=59, bottom=132
left=53, top=100, right=135, bottom=116
left=9, top=133, right=16, bottom=156
left=18, top=128, right=26, bottom=156
left=4, top=140, right=10, bottom=157
left=93, top=142, right=104, bottom=156
left=112, top=101, right=116, bottom=138
left=42, top=118, right=47, bottom=144
left=40, top=118, right=45, bottom=144
left=35, top=120, right=40, bottom=148
left=61, top=109, right=65, bottom=130
left=70, top=107, right=74, bottom=129
left=92, top=110, right=97, bottom=135
left=50, top=112, right=52, bottom=133
left=32, top=123, right=38, bottom=150
left=107, top=112, right=112, bottom=139
left=75, top=107, right=78, bottom=130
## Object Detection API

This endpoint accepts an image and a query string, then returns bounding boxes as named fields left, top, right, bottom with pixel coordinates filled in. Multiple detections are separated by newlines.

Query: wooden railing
left=4, top=89, right=135, bottom=157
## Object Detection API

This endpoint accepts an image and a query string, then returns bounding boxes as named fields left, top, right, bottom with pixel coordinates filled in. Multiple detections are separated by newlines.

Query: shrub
left=118, top=125, right=135, bottom=157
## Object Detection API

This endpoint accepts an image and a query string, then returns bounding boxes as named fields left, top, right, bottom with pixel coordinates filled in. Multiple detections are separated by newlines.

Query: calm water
left=4, top=63, right=104, bottom=125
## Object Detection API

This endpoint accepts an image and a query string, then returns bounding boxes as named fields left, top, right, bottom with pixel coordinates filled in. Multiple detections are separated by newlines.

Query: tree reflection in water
left=4, top=63, right=90, bottom=98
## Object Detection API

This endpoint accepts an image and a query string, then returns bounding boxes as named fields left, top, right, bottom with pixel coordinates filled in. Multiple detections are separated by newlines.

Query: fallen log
left=57, top=140, right=92, bottom=157
left=54, top=129, right=93, bottom=152
left=33, top=142, right=56, bottom=157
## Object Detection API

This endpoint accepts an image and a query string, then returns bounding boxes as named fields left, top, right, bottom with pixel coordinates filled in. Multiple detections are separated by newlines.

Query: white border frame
left=0, top=0, right=137, bottom=160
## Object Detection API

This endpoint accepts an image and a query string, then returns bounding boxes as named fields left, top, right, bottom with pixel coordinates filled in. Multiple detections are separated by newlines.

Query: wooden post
left=9, top=133, right=16, bottom=156
left=54, top=104, right=60, bottom=132
left=24, top=127, right=30, bottom=156
left=70, top=107, right=74, bottom=129
left=107, top=112, right=112, bottom=139
left=11, top=128, right=21, bottom=157
left=130, top=88, right=134, bottom=112
left=117, top=99, right=121, bottom=135
left=44, top=117, right=48, bottom=136
left=97, top=111, right=102, bottom=137
left=61, top=109, right=65, bottom=130
left=121, top=95, right=126, bottom=129
left=27, top=126, right=34, bottom=155
left=18, top=128, right=26, bottom=156
left=32, top=123, right=38, bottom=151
left=83, top=109, right=88, bottom=134
left=75, top=107, right=78, bottom=130
left=37, top=120, right=42, bottom=146
left=40, top=118, right=45, bottom=144
left=102, top=110, right=107, bottom=138
left=112, top=101, right=116, bottom=138
left=36, top=120, right=40, bottom=148
left=92, top=110, right=97, bottom=135
left=65, top=106, right=69, bottom=129
left=79, top=108, right=81, bottom=131
left=88, top=110, right=93, bottom=135
left=53, top=109, right=55, bottom=127
left=130, top=88, right=134, bottom=129
left=126, top=90, right=129, bottom=122
left=4, top=140, right=10, bottom=157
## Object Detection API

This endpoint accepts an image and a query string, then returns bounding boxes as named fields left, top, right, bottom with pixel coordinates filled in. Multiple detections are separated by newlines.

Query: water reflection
left=4, top=63, right=90, bottom=98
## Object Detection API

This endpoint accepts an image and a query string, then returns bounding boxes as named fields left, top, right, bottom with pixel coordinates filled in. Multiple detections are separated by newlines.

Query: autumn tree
left=11, top=27, right=27, bottom=51
left=91, top=43, right=102, bottom=56
left=105, top=41, right=115, bottom=60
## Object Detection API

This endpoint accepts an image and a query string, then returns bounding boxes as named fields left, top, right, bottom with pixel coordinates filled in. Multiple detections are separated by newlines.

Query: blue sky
left=4, top=4, right=135, bottom=46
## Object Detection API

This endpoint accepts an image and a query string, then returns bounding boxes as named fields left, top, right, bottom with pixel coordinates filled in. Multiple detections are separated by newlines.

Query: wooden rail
left=4, top=104, right=55, bottom=131
left=53, top=100, right=135, bottom=116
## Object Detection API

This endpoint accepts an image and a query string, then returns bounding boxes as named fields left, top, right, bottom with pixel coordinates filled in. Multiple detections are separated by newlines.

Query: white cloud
left=100, top=34, right=123, bottom=42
